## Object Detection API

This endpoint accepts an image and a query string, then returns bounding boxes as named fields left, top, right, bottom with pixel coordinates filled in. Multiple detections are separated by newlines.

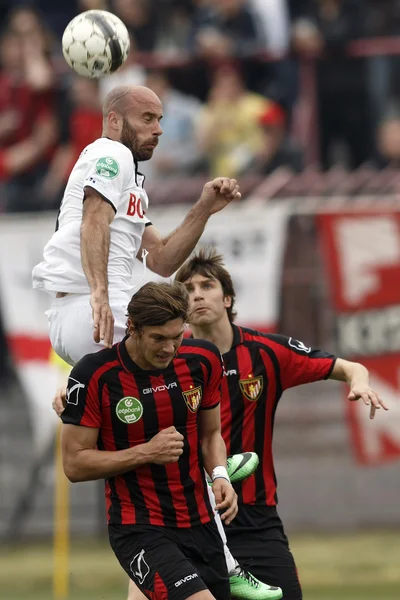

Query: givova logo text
left=175, top=573, right=198, bottom=587
left=143, top=383, right=177, bottom=394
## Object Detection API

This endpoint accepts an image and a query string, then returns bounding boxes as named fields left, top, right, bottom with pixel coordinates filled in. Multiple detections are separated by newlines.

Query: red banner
left=318, top=212, right=400, bottom=465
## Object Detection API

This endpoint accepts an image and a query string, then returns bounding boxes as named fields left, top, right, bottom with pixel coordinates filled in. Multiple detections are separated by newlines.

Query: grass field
left=1, top=530, right=400, bottom=600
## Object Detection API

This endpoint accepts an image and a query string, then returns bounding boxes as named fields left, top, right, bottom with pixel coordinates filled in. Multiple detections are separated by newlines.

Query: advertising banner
left=318, top=212, right=400, bottom=464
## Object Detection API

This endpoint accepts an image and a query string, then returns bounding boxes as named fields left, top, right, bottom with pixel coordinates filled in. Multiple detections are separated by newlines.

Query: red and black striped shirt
left=61, top=337, right=223, bottom=528
left=221, top=325, right=336, bottom=506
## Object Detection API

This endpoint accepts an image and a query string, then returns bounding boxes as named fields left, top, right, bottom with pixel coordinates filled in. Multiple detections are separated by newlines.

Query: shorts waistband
left=50, top=290, right=130, bottom=308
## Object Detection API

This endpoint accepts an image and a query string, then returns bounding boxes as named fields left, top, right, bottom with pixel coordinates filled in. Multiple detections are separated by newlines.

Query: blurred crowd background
left=2, top=0, right=400, bottom=212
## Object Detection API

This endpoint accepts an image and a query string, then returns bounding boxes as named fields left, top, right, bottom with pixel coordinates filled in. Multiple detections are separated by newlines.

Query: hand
left=146, top=426, right=184, bottom=464
left=212, top=478, right=238, bottom=525
left=90, top=291, right=114, bottom=348
left=53, top=386, right=67, bottom=417
left=348, top=385, right=389, bottom=419
left=199, top=177, right=241, bottom=216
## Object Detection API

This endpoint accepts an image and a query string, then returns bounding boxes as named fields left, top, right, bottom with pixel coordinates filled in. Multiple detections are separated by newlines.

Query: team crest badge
left=239, top=376, right=263, bottom=402
left=182, top=386, right=202, bottom=412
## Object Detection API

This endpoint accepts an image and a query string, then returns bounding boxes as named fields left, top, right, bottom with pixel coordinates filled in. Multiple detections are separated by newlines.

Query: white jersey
left=32, top=138, right=150, bottom=294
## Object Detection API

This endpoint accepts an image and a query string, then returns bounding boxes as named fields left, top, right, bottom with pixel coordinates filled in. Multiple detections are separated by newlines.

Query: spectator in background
left=250, top=101, right=303, bottom=175
left=7, top=4, right=55, bottom=91
left=111, top=0, right=159, bottom=52
left=0, top=26, right=58, bottom=213
left=155, top=0, right=193, bottom=57
left=191, top=0, right=263, bottom=59
left=196, top=64, right=266, bottom=178
left=365, top=1, right=400, bottom=128
left=291, top=0, right=370, bottom=169
left=40, top=77, right=103, bottom=206
left=140, top=69, right=204, bottom=181
left=98, top=34, right=145, bottom=102
left=4, top=1, right=105, bottom=40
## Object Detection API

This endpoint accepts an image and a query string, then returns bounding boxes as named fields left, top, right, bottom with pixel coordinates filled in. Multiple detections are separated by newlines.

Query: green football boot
left=227, top=452, right=259, bottom=483
left=230, top=567, right=283, bottom=600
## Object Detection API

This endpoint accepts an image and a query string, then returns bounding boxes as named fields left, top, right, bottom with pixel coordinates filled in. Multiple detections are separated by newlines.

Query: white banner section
left=134, top=201, right=291, bottom=330
left=0, top=201, right=290, bottom=451
left=0, top=214, right=59, bottom=454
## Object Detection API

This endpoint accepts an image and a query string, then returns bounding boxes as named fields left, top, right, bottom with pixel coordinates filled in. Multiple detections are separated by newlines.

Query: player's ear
left=108, top=110, right=122, bottom=132
left=223, top=295, right=232, bottom=309
left=127, top=318, right=135, bottom=337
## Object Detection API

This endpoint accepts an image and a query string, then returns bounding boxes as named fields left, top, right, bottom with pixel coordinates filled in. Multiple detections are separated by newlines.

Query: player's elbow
left=156, top=265, right=176, bottom=278
left=63, top=458, right=83, bottom=483
left=146, top=256, right=175, bottom=278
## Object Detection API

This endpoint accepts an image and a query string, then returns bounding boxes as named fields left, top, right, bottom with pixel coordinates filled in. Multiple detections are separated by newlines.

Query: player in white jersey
left=35, top=85, right=278, bottom=600
left=32, top=85, right=241, bottom=365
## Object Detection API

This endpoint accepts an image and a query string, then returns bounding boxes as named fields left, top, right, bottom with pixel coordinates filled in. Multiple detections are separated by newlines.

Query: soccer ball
left=62, top=10, right=130, bottom=79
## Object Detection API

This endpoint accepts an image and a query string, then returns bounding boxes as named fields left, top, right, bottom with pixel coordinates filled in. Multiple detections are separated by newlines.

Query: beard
left=120, top=117, right=155, bottom=162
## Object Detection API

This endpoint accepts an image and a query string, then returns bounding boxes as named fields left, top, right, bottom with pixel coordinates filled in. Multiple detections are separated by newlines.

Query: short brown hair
left=127, top=281, right=189, bottom=331
left=175, top=248, right=237, bottom=323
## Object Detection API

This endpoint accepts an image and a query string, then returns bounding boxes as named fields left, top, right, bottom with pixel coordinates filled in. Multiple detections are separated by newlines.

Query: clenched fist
left=199, top=177, right=241, bottom=216
left=146, top=426, right=185, bottom=464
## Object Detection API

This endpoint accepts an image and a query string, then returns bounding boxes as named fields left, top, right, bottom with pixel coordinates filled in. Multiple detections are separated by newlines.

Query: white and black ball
left=62, top=10, right=130, bottom=79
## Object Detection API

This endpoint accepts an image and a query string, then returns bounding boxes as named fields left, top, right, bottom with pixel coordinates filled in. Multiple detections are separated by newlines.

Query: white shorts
left=46, top=290, right=130, bottom=366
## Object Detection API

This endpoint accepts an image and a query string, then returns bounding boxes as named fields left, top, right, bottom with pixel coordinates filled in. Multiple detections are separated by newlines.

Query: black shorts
left=225, top=505, right=302, bottom=600
left=109, top=519, right=230, bottom=600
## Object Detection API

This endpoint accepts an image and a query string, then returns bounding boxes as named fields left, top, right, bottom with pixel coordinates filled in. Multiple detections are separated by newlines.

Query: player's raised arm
left=81, top=186, right=115, bottom=348
left=139, top=177, right=241, bottom=277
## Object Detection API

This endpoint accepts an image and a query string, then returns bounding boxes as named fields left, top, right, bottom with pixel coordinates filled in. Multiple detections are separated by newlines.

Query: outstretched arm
left=329, top=358, right=389, bottom=419
left=139, top=177, right=241, bottom=277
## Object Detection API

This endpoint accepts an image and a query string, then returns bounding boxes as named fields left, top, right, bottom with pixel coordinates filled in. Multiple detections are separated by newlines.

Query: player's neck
left=191, top=317, right=234, bottom=354
left=102, top=130, right=119, bottom=143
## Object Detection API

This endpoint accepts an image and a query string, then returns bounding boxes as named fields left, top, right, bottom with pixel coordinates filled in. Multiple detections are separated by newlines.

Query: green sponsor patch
left=116, top=396, right=143, bottom=424
left=95, top=157, right=120, bottom=179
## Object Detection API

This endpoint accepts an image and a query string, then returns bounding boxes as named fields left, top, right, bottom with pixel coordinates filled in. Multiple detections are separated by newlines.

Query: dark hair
left=175, top=248, right=237, bottom=323
left=127, top=281, right=189, bottom=331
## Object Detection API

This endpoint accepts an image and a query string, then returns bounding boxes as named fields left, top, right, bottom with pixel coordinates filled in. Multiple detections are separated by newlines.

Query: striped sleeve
left=262, top=334, right=336, bottom=390
left=61, top=357, right=102, bottom=428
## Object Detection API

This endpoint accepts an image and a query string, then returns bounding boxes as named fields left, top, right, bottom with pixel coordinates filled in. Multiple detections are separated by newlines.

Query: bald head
left=102, top=85, right=163, bottom=162
left=102, top=85, right=162, bottom=120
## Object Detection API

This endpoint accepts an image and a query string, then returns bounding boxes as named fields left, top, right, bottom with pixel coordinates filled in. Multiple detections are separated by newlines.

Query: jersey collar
left=188, top=323, right=243, bottom=350
left=117, top=335, right=138, bottom=373
left=134, top=159, right=146, bottom=188
left=101, top=138, right=145, bottom=188
left=230, top=323, right=244, bottom=348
